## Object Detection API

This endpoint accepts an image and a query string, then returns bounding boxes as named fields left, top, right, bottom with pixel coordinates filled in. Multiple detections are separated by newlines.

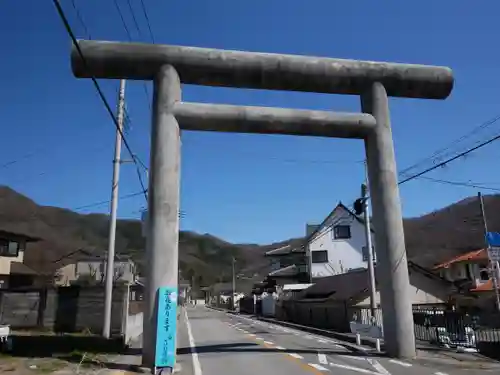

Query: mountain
left=0, top=186, right=496, bottom=286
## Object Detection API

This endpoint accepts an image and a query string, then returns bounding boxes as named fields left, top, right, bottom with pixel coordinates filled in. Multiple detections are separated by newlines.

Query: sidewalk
left=97, top=307, right=194, bottom=375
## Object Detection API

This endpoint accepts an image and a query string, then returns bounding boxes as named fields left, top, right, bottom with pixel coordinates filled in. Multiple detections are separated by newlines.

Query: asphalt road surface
left=182, top=306, right=491, bottom=375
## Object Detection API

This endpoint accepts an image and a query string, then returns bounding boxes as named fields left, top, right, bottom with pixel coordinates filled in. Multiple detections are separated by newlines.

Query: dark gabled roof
left=299, top=267, right=370, bottom=301
left=0, top=229, right=41, bottom=242
left=10, top=262, right=39, bottom=275
left=52, top=248, right=132, bottom=265
left=305, top=201, right=373, bottom=246
left=298, top=261, right=462, bottom=301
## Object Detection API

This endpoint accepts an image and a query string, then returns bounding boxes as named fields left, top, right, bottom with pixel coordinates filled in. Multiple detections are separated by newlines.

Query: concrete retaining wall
left=125, top=312, right=143, bottom=345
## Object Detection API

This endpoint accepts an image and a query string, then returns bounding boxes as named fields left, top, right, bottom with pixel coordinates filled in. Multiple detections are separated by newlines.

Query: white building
left=307, top=202, right=375, bottom=279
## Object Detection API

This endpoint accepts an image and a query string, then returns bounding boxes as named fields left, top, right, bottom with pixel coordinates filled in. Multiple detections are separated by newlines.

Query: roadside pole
left=478, top=192, right=500, bottom=312
left=103, top=78, right=126, bottom=338
left=362, top=176, right=377, bottom=322
left=232, top=257, right=236, bottom=310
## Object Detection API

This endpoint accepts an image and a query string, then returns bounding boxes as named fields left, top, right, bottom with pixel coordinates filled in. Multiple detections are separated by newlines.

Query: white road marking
left=435, top=373, right=448, bottom=375
left=241, top=330, right=248, bottom=334
left=275, top=346, right=285, bottom=350
left=309, top=364, right=329, bottom=371
left=184, top=310, right=202, bottom=375
left=329, top=362, right=379, bottom=375
left=388, top=360, right=412, bottom=367
left=367, top=358, right=391, bottom=375
left=288, top=353, right=304, bottom=359
left=248, top=333, right=256, bottom=337
left=264, top=341, right=274, bottom=345
left=340, top=355, right=366, bottom=361
left=305, top=335, right=314, bottom=339
left=317, top=339, right=328, bottom=343
left=318, top=353, right=328, bottom=364
left=333, top=344, right=345, bottom=349
left=255, top=337, right=264, bottom=341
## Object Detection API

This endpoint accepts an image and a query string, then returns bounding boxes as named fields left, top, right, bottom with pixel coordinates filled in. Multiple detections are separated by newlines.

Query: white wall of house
left=440, top=261, right=491, bottom=289
left=0, top=238, right=26, bottom=275
left=309, top=205, right=375, bottom=278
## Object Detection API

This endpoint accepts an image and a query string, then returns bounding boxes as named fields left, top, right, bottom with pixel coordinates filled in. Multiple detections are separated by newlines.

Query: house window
left=478, top=263, right=490, bottom=281
left=0, top=240, right=19, bottom=257
left=333, top=225, right=351, bottom=239
left=312, top=250, right=328, bottom=263
left=362, top=246, right=376, bottom=262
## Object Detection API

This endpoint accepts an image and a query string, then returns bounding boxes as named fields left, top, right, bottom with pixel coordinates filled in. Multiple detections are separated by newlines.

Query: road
left=180, top=306, right=492, bottom=375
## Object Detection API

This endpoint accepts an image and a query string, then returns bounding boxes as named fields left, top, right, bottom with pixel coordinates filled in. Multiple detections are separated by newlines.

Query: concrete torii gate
left=70, top=40, right=454, bottom=369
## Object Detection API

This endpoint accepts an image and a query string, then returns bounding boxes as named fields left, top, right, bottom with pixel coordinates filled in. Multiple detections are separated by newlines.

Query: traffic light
left=353, top=198, right=364, bottom=215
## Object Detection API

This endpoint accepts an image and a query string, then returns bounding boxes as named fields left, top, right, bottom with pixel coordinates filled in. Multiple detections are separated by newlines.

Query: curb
left=255, top=316, right=380, bottom=354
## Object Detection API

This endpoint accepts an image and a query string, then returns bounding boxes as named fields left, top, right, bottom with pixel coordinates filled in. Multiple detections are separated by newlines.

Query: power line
left=53, top=0, right=148, bottom=201
left=73, top=191, right=146, bottom=211
left=113, top=0, right=132, bottom=39
left=416, top=176, right=500, bottom=192
left=70, top=0, right=91, bottom=39
left=113, top=0, right=152, bottom=112
left=399, top=113, right=500, bottom=177
left=399, top=129, right=500, bottom=186
left=139, top=0, right=155, bottom=43
left=126, top=0, right=143, bottom=37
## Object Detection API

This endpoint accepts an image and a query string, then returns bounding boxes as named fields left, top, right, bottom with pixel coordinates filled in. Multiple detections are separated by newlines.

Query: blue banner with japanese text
left=155, top=286, right=178, bottom=368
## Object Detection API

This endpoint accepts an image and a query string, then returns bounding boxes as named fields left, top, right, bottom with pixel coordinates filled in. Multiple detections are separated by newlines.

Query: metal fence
left=412, top=306, right=500, bottom=353
left=274, top=300, right=500, bottom=359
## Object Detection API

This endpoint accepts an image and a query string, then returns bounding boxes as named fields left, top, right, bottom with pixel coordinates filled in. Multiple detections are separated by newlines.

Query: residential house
left=265, top=244, right=310, bottom=285
left=298, top=261, right=458, bottom=306
left=55, top=249, right=137, bottom=286
left=275, top=261, right=463, bottom=331
left=434, top=249, right=499, bottom=310
left=307, top=202, right=375, bottom=279
left=0, top=229, right=40, bottom=289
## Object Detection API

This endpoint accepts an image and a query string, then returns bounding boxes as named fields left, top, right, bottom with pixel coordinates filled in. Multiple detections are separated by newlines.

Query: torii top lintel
left=71, top=40, right=454, bottom=100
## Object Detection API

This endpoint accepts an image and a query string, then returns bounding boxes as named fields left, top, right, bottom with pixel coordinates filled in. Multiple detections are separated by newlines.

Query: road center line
left=340, top=355, right=366, bottom=361
left=264, top=341, right=274, bottom=345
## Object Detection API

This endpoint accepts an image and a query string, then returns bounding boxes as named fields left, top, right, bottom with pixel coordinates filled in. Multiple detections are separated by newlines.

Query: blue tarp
left=485, top=232, right=500, bottom=247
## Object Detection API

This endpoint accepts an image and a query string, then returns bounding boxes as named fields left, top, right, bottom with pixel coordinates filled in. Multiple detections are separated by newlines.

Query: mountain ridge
left=0, top=185, right=497, bottom=286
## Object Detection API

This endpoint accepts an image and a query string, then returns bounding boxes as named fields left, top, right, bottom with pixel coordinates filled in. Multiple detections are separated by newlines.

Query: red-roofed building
left=434, top=249, right=498, bottom=294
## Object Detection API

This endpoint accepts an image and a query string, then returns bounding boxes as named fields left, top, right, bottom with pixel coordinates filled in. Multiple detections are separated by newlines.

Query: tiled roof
left=471, top=279, right=494, bottom=292
left=265, top=245, right=293, bottom=256
left=10, top=262, right=39, bottom=275
left=433, top=249, right=489, bottom=270
left=268, top=264, right=299, bottom=277
left=0, top=229, right=41, bottom=242
left=299, top=261, right=458, bottom=301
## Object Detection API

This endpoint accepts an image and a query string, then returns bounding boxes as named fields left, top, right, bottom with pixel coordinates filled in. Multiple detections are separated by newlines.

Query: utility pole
left=478, top=192, right=500, bottom=312
left=362, top=180, right=377, bottom=321
left=103, top=79, right=126, bottom=339
left=232, top=257, right=236, bottom=310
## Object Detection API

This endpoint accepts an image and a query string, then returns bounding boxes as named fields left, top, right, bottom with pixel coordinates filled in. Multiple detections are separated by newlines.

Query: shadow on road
left=177, top=342, right=384, bottom=357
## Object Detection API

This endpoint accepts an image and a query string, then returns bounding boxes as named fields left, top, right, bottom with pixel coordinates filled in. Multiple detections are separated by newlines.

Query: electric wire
left=53, top=0, right=148, bottom=201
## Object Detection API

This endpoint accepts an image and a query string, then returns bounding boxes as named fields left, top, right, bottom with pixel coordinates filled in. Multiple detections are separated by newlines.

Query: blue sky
left=2, top=0, right=500, bottom=244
